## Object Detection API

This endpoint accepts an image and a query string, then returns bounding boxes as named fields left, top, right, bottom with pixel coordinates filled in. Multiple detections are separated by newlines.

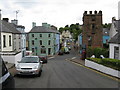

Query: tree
left=59, top=27, right=64, bottom=33
left=102, top=23, right=111, bottom=28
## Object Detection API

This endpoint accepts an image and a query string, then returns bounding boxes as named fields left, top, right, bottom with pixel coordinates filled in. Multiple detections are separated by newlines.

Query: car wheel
left=37, top=70, right=41, bottom=77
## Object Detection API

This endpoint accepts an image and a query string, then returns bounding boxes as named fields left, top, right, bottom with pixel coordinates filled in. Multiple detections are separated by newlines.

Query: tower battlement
left=84, top=10, right=102, bottom=15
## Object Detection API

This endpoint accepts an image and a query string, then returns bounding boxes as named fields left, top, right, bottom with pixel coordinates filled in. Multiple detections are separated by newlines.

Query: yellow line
left=66, top=59, right=120, bottom=82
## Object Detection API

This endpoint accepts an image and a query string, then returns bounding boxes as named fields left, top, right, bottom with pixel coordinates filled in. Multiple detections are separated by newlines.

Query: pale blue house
left=55, top=33, right=60, bottom=53
left=103, top=28, right=110, bottom=44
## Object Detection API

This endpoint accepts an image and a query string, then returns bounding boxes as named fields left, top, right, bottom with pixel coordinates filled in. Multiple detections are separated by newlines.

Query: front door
left=48, top=48, right=51, bottom=55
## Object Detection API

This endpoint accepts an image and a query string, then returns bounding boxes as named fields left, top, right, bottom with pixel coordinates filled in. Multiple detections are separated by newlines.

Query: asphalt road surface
left=14, top=47, right=119, bottom=88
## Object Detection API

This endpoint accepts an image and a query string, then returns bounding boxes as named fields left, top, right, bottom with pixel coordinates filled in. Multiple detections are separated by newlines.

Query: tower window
left=91, top=16, right=96, bottom=21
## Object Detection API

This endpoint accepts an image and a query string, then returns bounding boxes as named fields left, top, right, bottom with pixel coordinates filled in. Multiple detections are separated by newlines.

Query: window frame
left=3, top=35, right=6, bottom=48
left=9, top=35, right=12, bottom=46
left=32, top=40, right=34, bottom=45
left=40, top=40, right=42, bottom=45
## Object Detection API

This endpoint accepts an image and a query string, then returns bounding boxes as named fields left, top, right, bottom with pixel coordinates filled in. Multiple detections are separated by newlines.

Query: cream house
left=0, top=18, right=22, bottom=64
left=61, top=30, right=72, bottom=39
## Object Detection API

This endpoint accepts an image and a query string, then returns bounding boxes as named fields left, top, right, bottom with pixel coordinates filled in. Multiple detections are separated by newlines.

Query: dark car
left=39, top=56, right=47, bottom=63
left=0, top=56, right=15, bottom=89
left=58, top=50, right=64, bottom=55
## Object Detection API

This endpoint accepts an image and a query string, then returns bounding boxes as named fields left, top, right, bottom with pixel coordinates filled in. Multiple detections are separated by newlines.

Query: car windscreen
left=20, top=57, right=39, bottom=63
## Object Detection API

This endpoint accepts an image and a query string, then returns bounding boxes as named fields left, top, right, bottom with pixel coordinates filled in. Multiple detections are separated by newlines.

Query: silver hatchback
left=16, top=56, right=43, bottom=77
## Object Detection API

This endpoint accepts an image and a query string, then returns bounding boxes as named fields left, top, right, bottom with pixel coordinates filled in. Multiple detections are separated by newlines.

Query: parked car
left=16, top=56, right=43, bottom=77
left=68, top=46, right=71, bottom=50
left=0, top=56, right=15, bottom=89
left=64, top=47, right=70, bottom=54
left=67, top=42, right=70, bottom=45
left=58, top=49, right=64, bottom=55
left=39, top=55, right=47, bottom=63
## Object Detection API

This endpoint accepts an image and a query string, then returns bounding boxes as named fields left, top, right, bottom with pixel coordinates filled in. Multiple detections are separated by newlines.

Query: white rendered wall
left=2, top=52, right=22, bottom=64
left=85, top=59, right=120, bottom=78
left=109, top=43, right=119, bottom=59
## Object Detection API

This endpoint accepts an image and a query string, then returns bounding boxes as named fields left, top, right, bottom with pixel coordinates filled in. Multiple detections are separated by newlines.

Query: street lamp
left=0, top=12, right=1, bottom=48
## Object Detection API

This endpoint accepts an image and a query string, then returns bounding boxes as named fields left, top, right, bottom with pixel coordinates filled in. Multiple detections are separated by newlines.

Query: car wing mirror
left=17, top=61, right=20, bottom=63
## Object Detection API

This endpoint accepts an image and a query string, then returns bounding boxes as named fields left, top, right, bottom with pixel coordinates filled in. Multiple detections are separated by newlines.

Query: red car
left=39, top=56, right=48, bottom=63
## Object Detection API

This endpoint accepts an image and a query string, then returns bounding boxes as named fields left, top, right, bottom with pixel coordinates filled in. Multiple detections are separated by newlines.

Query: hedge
left=87, top=47, right=109, bottom=58
left=87, top=58, right=120, bottom=71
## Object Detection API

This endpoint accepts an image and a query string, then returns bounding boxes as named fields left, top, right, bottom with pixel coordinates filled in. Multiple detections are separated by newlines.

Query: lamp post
left=0, top=9, right=2, bottom=51
left=0, top=9, right=1, bottom=90
left=118, top=20, right=120, bottom=60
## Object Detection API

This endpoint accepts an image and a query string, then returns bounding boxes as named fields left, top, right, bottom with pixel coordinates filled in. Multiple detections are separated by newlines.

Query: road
left=14, top=47, right=119, bottom=88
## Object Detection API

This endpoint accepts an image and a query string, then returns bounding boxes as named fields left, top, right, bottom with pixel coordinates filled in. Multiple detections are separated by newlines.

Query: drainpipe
left=118, top=20, right=120, bottom=60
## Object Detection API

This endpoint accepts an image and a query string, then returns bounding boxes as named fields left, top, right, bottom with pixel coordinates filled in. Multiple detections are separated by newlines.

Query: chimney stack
left=3, top=18, right=9, bottom=22
left=11, top=19, right=18, bottom=25
left=32, top=22, right=36, bottom=28
left=112, top=17, right=116, bottom=22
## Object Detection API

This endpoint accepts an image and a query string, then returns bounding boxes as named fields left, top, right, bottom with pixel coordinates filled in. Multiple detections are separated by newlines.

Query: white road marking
left=48, top=57, right=55, bottom=59
left=71, top=57, right=76, bottom=59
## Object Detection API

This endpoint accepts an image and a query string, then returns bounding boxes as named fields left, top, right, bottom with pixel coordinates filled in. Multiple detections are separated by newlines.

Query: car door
left=0, top=56, right=15, bottom=89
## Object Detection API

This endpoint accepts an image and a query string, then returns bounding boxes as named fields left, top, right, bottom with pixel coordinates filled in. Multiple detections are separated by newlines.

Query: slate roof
left=113, top=20, right=120, bottom=32
left=109, top=20, right=120, bottom=44
left=1, top=20, right=21, bottom=34
left=0, top=21, right=12, bottom=33
left=109, top=33, right=119, bottom=44
left=29, top=26, right=60, bottom=34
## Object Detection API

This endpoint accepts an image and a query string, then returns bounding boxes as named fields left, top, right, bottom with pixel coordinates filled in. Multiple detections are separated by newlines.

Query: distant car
left=39, top=55, right=47, bottom=63
left=68, top=46, right=71, bottom=50
left=16, top=56, right=43, bottom=77
left=58, top=50, right=64, bottom=55
left=0, top=56, right=15, bottom=89
left=67, top=43, right=70, bottom=45
left=64, top=47, right=70, bottom=54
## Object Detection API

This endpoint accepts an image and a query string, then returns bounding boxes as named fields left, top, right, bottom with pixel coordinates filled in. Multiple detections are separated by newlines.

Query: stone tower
left=82, top=11, right=103, bottom=49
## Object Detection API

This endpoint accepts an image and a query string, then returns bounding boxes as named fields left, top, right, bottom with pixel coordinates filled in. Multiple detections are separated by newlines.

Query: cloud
left=0, top=0, right=119, bottom=32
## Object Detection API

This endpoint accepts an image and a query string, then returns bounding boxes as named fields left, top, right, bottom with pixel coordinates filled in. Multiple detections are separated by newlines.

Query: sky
left=0, top=0, right=119, bottom=32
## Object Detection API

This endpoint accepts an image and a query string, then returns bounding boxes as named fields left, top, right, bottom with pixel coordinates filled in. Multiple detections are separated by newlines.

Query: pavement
left=5, top=63, right=16, bottom=76
left=68, top=58, right=85, bottom=65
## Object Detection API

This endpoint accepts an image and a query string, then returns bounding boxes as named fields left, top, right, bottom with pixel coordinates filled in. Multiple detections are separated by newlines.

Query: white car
left=16, top=56, right=43, bottom=77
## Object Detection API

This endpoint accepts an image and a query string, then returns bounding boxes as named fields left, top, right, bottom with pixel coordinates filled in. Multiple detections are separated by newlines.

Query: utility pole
left=0, top=9, right=2, bottom=52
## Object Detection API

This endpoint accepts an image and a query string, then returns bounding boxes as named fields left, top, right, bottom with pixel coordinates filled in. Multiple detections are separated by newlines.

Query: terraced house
left=29, top=24, right=60, bottom=56
left=0, top=18, right=26, bottom=64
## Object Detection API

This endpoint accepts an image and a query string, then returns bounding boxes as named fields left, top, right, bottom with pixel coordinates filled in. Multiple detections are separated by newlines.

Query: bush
left=87, top=58, right=120, bottom=71
left=87, top=47, right=93, bottom=57
left=87, top=47, right=109, bottom=58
